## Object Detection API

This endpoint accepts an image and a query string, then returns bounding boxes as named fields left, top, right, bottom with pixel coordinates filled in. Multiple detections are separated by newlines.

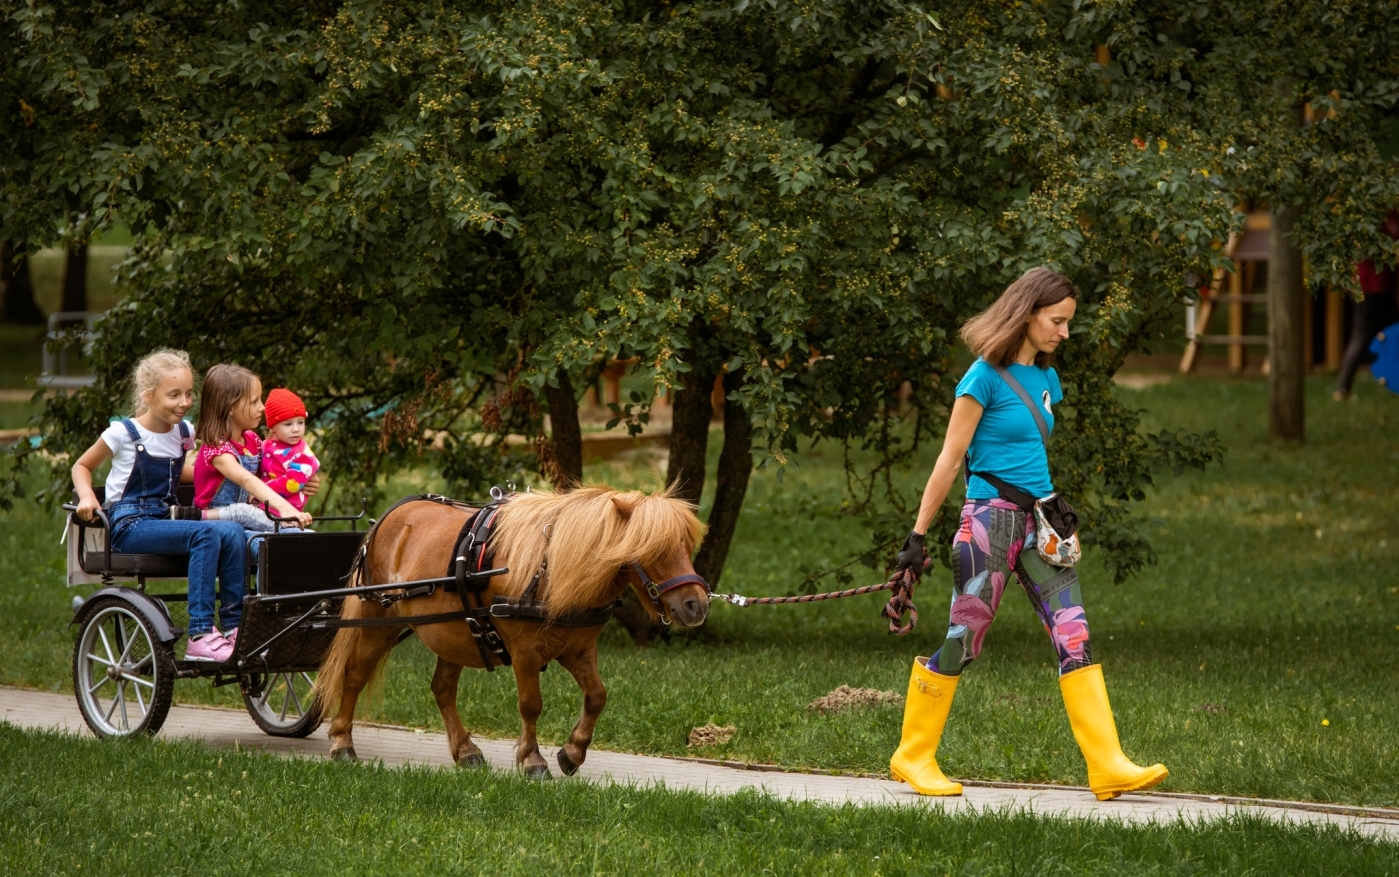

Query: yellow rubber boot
left=1059, top=664, right=1168, bottom=800
left=889, top=658, right=963, bottom=796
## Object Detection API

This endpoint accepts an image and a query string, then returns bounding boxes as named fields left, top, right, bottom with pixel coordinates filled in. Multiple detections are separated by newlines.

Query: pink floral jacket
left=261, top=438, right=320, bottom=511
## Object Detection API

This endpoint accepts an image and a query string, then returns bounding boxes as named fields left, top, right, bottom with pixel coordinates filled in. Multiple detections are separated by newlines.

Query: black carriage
left=64, top=485, right=367, bottom=739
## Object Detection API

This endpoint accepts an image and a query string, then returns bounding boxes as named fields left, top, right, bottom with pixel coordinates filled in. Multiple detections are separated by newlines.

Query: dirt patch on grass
left=807, top=685, right=903, bottom=716
left=687, top=723, right=737, bottom=747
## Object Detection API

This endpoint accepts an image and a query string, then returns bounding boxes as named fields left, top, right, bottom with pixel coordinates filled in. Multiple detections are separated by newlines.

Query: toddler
left=261, top=388, right=320, bottom=511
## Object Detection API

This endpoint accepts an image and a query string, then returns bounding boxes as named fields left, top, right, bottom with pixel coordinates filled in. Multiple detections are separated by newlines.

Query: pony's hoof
left=524, top=764, right=552, bottom=780
left=556, top=749, right=580, bottom=776
left=331, top=747, right=358, bottom=763
left=457, top=752, right=488, bottom=770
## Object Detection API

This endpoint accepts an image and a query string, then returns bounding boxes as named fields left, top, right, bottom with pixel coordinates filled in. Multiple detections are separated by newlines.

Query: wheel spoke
left=286, top=676, right=304, bottom=716
left=278, top=681, right=292, bottom=721
left=117, top=681, right=130, bottom=731
left=103, top=686, right=121, bottom=724
left=87, top=676, right=114, bottom=697
left=116, top=618, right=139, bottom=665
left=86, top=652, right=115, bottom=668
left=131, top=677, right=147, bottom=715
left=97, top=623, right=117, bottom=668
left=120, top=672, right=155, bottom=690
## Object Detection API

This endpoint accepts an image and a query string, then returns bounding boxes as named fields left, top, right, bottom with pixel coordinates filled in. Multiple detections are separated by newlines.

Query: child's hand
left=303, top=473, right=321, bottom=498
left=272, top=497, right=313, bottom=529
left=75, top=494, right=101, bottom=523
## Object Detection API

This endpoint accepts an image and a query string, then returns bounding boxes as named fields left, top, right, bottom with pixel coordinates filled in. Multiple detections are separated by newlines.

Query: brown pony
left=314, top=485, right=708, bottom=777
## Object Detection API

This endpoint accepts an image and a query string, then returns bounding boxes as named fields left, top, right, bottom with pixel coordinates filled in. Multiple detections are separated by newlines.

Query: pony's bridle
left=630, top=563, right=710, bottom=625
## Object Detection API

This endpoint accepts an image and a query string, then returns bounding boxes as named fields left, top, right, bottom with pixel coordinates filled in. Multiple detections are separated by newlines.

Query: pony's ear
left=611, top=493, right=639, bottom=519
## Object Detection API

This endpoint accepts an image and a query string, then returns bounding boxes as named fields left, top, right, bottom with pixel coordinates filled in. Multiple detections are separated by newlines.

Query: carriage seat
left=68, top=485, right=199, bottom=579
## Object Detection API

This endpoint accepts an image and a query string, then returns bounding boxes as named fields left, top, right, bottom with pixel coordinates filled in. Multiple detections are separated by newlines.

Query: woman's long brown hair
left=960, top=267, right=1076, bottom=367
left=196, top=364, right=259, bottom=446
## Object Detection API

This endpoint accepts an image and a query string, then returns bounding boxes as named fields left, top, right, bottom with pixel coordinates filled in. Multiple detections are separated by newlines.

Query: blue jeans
left=111, top=516, right=246, bottom=636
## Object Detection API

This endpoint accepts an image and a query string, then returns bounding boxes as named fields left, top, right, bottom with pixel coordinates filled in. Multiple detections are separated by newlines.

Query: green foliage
left=3, top=1, right=1395, bottom=573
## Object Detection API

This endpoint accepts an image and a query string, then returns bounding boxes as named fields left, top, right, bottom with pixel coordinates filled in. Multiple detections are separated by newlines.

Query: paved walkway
left=4, top=687, right=1397, bottom=841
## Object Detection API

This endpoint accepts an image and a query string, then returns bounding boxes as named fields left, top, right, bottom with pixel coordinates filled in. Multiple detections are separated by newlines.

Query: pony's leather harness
left=343, top=490, right=710, bottom=672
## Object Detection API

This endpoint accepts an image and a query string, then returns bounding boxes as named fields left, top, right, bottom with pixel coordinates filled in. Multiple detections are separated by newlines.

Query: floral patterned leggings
left=929, top=498, right=1093, bottom=676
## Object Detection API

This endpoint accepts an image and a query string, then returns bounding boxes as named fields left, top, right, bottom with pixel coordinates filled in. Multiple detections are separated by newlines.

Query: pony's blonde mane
left=490, top=484, right=706, bottom=619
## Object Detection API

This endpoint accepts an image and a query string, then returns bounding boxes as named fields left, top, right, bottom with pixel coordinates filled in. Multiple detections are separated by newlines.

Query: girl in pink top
left=179, top=365, right=312, bottom=531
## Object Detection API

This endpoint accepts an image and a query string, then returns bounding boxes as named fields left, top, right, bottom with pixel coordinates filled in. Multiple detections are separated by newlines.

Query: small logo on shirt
left=1042, top=390, right=1053, bottom=414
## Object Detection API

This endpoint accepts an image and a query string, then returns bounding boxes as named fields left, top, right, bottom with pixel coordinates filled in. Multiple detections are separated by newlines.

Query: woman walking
left=888, top=267, right=1168, bottom=800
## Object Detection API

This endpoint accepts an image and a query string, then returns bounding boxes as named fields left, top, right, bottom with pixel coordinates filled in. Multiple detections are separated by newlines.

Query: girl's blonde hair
left=130, top=349, right=193, bottom=415
left=196, top=364, right=259, bottom=446
left=960, top=267, right=1076, bottom=367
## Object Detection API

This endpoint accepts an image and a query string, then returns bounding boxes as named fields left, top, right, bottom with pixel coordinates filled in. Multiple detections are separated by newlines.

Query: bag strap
left=990, top=364, right=1050, bottom=449
left=964, top=459, right=1036, bottom=513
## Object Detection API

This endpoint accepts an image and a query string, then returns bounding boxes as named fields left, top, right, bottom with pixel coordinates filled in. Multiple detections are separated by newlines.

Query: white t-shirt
left=100, top=419, right=195, bottom=504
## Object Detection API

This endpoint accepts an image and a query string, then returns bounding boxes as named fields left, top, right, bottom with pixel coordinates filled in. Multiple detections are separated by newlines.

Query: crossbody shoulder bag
left=966, top=365, right=1081, bottom=567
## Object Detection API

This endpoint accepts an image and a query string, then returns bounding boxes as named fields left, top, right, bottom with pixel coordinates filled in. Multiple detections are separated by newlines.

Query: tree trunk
left=665, top=365, right=716, bottom=507
left=544, top=369, right=583, bottom=488
left=62, top=243, right=88, bottom=313
left=612, top=362, right=717, bottom=646
left=1, top=241, right=44, bottom=324
left=1268, top=204, right=1306, bottom=441
left=693, top=370, right=752, bottom=586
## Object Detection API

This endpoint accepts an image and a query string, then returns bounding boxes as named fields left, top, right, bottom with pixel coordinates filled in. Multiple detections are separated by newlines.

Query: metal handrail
left=246, top=568, right=509, bottom=606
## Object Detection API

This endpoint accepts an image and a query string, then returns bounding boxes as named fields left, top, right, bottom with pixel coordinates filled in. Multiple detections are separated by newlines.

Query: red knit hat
left=264, top=388, right=307, bottom=429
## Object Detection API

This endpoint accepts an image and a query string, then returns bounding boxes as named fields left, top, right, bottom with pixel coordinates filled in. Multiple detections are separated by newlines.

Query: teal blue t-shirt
left=955, top=359, right=1062, bottom=500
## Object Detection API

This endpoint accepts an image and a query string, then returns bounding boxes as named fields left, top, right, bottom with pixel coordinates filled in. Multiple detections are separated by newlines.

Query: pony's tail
left=314, top=541, right=376, bottom=718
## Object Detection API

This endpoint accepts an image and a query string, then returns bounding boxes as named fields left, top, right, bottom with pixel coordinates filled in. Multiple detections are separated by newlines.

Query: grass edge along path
left=2, top=723, right=1397, bottom=877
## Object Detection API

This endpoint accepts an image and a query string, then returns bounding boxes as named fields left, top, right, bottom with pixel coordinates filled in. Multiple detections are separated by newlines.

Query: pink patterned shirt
left=261, top=438, right=320, bottom=511
left=192, top=430, right=262, bottom=509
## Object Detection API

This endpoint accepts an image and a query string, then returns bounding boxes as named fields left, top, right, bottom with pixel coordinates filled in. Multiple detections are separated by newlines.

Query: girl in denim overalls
left=71, top=350, right=248, bottom=663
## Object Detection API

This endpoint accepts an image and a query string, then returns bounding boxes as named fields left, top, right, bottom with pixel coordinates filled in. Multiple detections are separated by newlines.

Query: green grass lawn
left=2, top=375, right=1397, bottom=807
left=1, top=724, right=1393, bottom=877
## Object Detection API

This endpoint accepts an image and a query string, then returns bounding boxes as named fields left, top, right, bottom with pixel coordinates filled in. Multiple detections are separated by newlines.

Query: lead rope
left=709, top=564, right=924, bottom=636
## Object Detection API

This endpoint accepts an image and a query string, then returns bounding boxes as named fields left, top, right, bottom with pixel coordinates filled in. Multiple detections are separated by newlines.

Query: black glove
left=893, top=530, right=928, bottom=581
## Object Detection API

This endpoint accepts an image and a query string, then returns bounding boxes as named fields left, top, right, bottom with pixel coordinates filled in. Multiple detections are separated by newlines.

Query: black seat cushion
left=81, top=551, right=190, bottom=578
left=74, top=484, right=201, bottom=578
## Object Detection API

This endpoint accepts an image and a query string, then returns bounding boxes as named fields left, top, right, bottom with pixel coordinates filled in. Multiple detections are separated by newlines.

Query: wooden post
left=1325, top=289, right=1344, bottom=370
left=1268, top=205, right=1306, bottom=440
left=603, top=364, right=622, bottom=406
left=1228, top=267, right=1245, bottom=372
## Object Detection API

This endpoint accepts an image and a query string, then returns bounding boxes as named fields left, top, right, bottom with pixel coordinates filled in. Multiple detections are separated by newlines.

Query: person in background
left=1335, top=210, right=1399, bottom=400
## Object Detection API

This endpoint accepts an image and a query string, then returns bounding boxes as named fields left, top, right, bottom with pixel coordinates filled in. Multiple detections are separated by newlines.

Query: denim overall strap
left=109, top=419, right=189, bottom=532
left=208, top=435, right=261, bottom=508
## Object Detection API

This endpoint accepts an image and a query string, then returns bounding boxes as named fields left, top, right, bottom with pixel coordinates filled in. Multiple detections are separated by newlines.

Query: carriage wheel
left=72, top=598, right=175, bottom=738
left=242, top=671, right=322, bottom=738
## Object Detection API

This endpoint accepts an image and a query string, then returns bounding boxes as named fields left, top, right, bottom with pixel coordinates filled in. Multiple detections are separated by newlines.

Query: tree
left=0, top=240, right=44, bottom=324
left=1144, top=1, right=1399, bottom=439
left=14, top=0, right=1391, bottom=595
left=61, top=240, right=88, bottom=315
